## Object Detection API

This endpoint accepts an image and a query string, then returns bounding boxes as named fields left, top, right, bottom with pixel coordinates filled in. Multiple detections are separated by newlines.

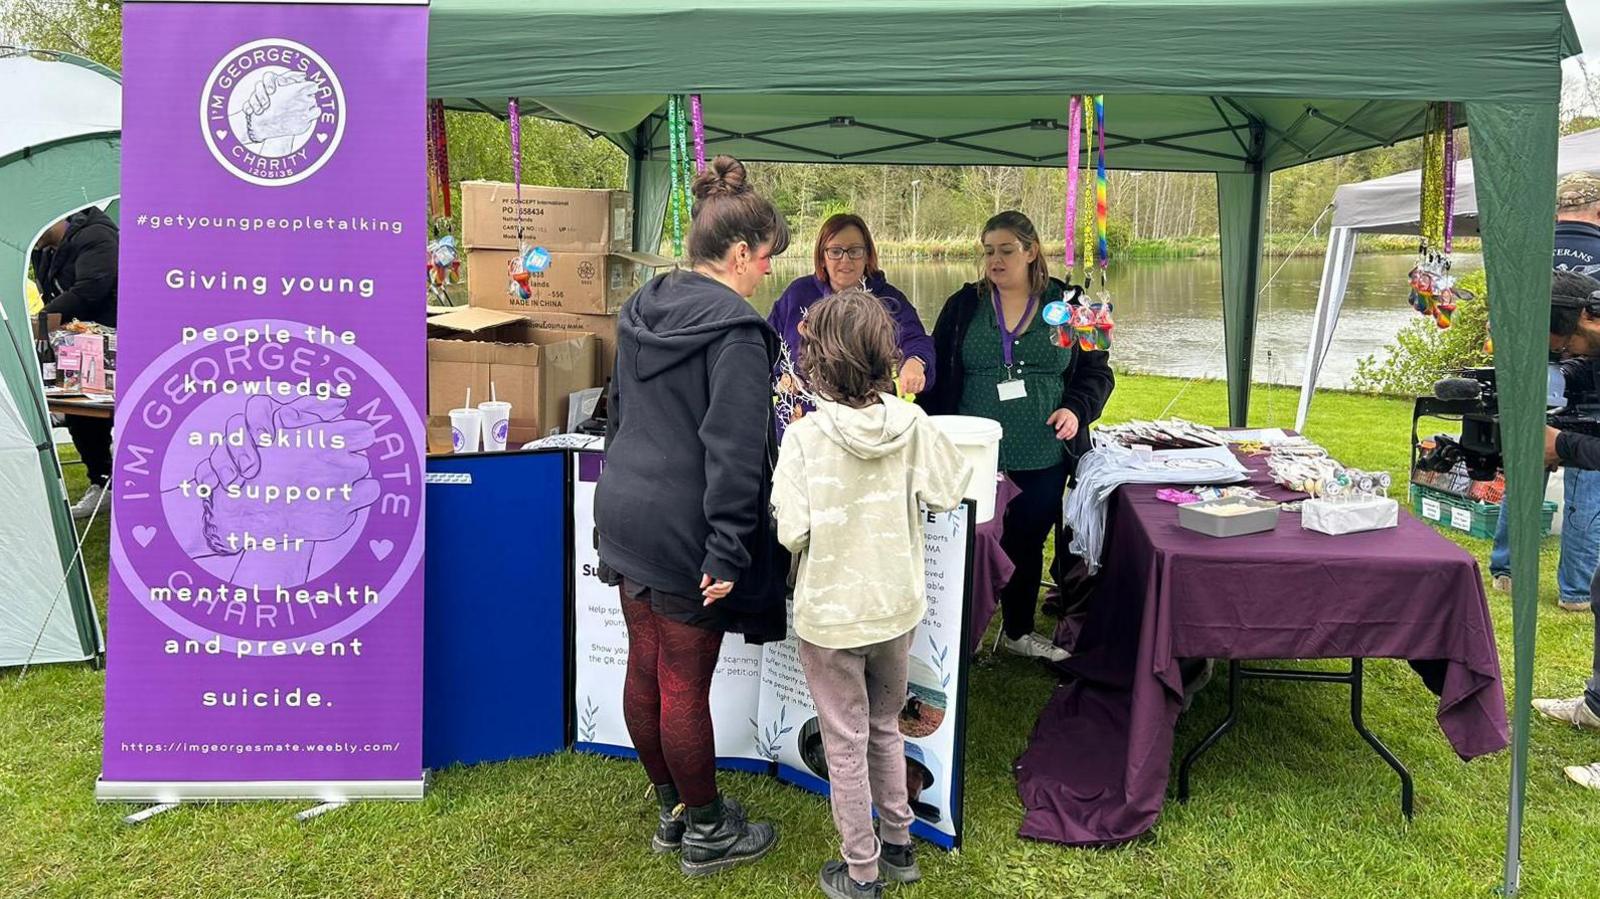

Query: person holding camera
left=1533, top=270, right=1600, bottom=790
left=1491, top=173, right=1600, bottom=608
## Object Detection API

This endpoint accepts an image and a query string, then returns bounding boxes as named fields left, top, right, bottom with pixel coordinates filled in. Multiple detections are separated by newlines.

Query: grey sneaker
left=1559, top=598, right=1592, bottom=613
left=71, top=483, right=108, bottom=521
left=819, top=861, right=882, bottom=899
left=1563, top=763, right=1600, bottom=790
left=1533, top=697, right=1600, bottom=732
left=1001, top=632, right=1069, bottom=663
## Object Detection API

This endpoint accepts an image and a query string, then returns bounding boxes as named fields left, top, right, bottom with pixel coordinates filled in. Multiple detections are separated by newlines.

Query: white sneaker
left=1001, top=632, right=1069, bottom=663
left=1564, top=763, right=1600, bottom=790
left=1533, top=696, right=1600, bottom=732
left=71, top=483, right=108, bottom=521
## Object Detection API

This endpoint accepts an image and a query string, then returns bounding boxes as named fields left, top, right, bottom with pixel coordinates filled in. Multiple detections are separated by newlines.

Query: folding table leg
left=1349, top=658, right=1415, bottom=820
left=1176, top=659, right=1242, bottom=803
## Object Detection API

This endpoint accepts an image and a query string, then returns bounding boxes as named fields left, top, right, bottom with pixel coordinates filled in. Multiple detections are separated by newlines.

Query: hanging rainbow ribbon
left=1064, top=96, right=1083, bottom=274
left=1093, top=95, right=1109, bottom=282
left=690, top=94, right=707, bottom=173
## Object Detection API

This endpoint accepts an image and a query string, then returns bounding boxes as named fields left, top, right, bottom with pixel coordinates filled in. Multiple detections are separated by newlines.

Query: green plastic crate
left=1409, top=484, right=1556, bottom=539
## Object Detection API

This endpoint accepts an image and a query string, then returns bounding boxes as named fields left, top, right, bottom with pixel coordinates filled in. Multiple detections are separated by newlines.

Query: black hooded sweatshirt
left=596, top=269, right=788, bottom=643
left=32, top=207, right=119, bottom=327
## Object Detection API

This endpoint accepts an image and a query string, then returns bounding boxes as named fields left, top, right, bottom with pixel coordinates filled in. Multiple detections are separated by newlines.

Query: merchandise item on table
left=1265, top=437, right=1391, bottom=499
left=1064, top=442, right=1245, bottom=574
left=1095, top=418, right=1226, bottom=449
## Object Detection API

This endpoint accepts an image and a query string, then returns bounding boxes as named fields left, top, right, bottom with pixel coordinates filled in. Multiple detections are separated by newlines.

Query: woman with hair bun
left=595, top=155, right=789, bottom=876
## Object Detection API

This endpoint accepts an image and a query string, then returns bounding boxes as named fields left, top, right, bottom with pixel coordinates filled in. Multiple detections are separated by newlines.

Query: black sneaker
left=819, top=860, right=883, bottom=899
left=879, top=840, right=922, bottom=883
left=651, top=783, right=685, bottom=853
left=680, top=795, right=777, bottom=877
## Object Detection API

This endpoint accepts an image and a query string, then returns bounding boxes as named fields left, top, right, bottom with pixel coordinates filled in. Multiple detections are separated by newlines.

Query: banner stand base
left=95, top=778, right=426, bottom=803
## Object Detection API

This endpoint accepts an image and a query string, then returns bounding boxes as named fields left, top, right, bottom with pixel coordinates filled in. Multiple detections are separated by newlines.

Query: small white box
left=1301, top=496, right=1399, bottom=536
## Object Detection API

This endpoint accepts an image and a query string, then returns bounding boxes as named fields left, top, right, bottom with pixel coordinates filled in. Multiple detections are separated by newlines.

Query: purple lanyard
left=993, top=291, right=1037, bottom=370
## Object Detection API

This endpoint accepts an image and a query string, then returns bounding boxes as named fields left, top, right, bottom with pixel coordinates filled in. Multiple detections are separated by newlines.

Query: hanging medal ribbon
left=667, top=96, right=687, bottom=257
left=1064, top=95, right=1083, bottom=275
left=690, top=94, right=707, bottom=173
left=1090, top=96, right=1114, bottom=351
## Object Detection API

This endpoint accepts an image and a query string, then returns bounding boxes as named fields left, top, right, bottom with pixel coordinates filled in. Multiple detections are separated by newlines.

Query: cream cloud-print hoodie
left=772, top=394, right=973, bottom=649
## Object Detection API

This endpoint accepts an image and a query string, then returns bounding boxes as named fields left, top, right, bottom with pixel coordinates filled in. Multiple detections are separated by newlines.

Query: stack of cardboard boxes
left=425, top=182, right=671, bottom=453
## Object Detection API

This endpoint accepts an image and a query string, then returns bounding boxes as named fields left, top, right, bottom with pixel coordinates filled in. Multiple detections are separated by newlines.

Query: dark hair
left=1551, top=269, right=1600, bottom=337
left=980, top=210, right=1049, bottom=298
left=687, top=155, right=790, bottom=265
left=813, top=213, right=880, bottom=283
left=800, top=287, right=901, bottom=408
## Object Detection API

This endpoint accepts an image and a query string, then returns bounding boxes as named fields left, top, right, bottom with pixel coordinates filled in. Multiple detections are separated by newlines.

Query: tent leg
left=122, top=802, right=179, bottom=826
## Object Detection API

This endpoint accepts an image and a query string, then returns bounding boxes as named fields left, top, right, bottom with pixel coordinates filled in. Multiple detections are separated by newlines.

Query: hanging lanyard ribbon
left=993, top=292, right=1038, bottom=370
left=1094, top=95, right=1109, bottom=280
left=508, top=98, right=522, bottom=242
left=1064, top=95, right=1083, bottom=273
left=1442, top=103, right=1456, bottom=256
left=690, top=94, right=706, bottom=173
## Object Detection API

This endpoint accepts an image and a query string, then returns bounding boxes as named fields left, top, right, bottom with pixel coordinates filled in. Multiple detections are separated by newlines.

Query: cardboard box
left=516, top=311, right=619, bottom=382
left=427, top=307, right=597, bottom=445
left=467, top=248, right=670, bottom=315
left=460, top=181, right=633, bottom=253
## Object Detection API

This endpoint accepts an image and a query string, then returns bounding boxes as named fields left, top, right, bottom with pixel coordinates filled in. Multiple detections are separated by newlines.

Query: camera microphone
left=1433, top=377, right=1484, bottom=401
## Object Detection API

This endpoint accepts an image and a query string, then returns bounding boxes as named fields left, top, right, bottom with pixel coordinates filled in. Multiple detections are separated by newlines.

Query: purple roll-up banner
left=99, top=0, right=429, bottom=801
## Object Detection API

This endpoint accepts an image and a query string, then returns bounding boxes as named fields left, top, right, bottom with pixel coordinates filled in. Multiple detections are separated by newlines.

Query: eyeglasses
left=823, top=246, right=868, bottom=261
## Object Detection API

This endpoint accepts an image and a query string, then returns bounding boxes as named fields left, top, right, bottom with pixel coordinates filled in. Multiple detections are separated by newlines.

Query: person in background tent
left=1490, top=172, right=1600, bottom=610
left=31, top=207, right=118, bottom=520
left=1532, top=270, right=1600, bottom=791
left=917, top=211, right=1114, bottom=663
left=768, top=213, right=935, bottom=438
left=594, top=155, right=789, bottom=877
left=771, top=288, right=970, bottom=899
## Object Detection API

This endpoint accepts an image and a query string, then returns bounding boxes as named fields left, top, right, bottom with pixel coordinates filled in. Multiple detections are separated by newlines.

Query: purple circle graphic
left=111, top=320, right=423, bottom=649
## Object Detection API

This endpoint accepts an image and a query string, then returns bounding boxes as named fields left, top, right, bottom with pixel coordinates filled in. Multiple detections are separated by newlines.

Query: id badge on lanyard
left=995, top=292, right=1037, bottom=402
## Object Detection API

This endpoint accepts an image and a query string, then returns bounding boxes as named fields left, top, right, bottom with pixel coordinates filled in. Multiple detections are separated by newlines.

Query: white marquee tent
left=1295, top=127, right=1600, bottom=431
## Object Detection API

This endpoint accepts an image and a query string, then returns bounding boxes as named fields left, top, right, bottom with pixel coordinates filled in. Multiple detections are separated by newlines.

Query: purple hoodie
left=767, top=270, right=936, bottom=439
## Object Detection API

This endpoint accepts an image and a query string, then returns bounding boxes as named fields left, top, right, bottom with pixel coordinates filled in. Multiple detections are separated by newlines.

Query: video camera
left=1415, top=365, right=1600, bottom=481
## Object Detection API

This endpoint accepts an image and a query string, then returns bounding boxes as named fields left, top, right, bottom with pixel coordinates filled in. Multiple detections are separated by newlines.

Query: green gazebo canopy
left=424, top=2, right=1581, bottom=892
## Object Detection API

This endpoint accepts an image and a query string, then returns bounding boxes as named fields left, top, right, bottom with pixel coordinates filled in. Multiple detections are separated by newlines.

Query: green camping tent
left=0, top=47, right=118, bottom=668
left=423, top=1, right=1580, bottom=891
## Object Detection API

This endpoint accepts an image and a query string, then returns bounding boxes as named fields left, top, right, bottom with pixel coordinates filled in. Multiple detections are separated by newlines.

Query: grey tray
left=1177, top=498, right=1280, bottom=538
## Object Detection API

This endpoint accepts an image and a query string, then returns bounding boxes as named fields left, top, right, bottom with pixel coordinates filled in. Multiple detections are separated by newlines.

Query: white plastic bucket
left=930, top=415, right=1003, bottom=523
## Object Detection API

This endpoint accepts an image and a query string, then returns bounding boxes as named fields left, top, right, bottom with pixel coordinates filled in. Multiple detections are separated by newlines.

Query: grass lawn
left=4, top=373, right=1599, bottom=898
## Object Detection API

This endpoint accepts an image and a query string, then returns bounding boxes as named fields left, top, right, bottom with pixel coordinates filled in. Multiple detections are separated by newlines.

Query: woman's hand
left=1048, top=408, right=1080, bottom=441
left=899, top=357, right=927, bottom=395
left=701, top=573, right=735, bottom=605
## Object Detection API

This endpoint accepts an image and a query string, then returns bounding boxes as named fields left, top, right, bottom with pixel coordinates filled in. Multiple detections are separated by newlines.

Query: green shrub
left=1350, top=268, right=1491, bottom=396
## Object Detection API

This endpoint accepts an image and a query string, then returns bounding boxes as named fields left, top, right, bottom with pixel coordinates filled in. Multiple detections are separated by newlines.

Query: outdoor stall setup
left=79, top=1, right=1581, bottom=893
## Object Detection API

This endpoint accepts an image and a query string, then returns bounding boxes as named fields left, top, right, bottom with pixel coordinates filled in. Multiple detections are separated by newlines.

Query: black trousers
left=1000, top=462, right=1070, bottom=639
left=66, top=416, right=113, bottom=486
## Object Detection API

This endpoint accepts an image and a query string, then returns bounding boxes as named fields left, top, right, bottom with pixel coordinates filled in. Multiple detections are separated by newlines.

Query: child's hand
left=701, top=573, right=734, bottom=605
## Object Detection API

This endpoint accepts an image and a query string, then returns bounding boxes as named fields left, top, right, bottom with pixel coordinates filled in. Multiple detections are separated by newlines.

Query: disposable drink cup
left=478, top=400, right=512, bottom=451
left=449, top=407, right=482, bottom=453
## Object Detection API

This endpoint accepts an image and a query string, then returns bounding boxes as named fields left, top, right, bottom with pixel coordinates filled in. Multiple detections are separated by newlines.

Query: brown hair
left=800, top=288, right=901, bottom=409
left=812, top=213, right=881, bottom=283
left=688, top=155, right=790, bottom=265
left=980, top=210, right=1049, bottom=299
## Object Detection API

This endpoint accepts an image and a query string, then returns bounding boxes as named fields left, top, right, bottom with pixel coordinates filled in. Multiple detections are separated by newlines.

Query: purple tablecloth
left=968, top=476, right=1019, bottom=656
left=1014, top=450, right=1509, bottom=846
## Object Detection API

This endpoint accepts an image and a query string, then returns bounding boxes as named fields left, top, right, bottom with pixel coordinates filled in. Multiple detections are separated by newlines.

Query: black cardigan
left=916, top=278, right=1115, bottom=475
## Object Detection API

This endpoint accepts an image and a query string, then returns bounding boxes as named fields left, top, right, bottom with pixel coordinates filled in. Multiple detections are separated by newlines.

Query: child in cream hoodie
left=771, top=288, right=971, bottom=899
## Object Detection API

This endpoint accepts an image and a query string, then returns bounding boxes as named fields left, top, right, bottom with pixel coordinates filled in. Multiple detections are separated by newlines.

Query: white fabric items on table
left=1064, top=442, right=1246, bottom=574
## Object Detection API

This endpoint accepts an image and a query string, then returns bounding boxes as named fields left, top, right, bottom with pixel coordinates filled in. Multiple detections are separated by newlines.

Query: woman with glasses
left=917, top=211, right=1114, bottom=663
left=768, top=213, right=935, bottom=436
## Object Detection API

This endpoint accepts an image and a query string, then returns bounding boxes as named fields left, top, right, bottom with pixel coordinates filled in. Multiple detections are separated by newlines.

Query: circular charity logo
left=111, top=320, right=424, bottom=649
left=494, top=419, right=509, bottom=443
left=199, top=38, right=346, bottom=186
left=452, top=427, right=465, bottom=451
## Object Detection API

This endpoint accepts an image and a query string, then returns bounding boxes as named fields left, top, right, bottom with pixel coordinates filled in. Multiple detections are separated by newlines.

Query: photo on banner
left=570, top=446, right=976, bottom=848
left=100, top=0, right=428, bottom=800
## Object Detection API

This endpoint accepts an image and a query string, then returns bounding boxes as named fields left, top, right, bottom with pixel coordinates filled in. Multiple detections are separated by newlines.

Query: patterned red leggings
left=620, top=591, right=724, bottom=807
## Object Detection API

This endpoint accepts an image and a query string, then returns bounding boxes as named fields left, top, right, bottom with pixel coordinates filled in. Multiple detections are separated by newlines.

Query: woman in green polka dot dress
left=917, top=211, right=1114, bottom=662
